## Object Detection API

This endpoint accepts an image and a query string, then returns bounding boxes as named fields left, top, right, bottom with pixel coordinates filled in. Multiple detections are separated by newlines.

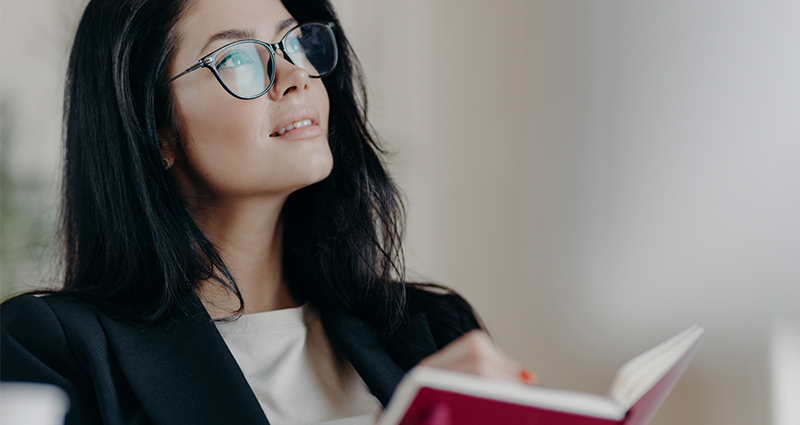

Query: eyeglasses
left=162, top=21, right=338, bottom=100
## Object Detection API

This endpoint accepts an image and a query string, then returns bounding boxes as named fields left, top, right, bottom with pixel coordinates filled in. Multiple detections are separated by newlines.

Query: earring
left=162, top=157, right=172, bottom=170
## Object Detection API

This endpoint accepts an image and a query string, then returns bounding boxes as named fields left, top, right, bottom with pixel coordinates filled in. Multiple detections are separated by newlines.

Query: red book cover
left=398, top=388, right=622, bottom=425
left=378, top=325, right=705, bottom=425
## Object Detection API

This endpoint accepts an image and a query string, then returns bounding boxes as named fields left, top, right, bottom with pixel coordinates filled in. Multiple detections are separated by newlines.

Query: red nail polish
left=520, top=368, right=535, bottom=385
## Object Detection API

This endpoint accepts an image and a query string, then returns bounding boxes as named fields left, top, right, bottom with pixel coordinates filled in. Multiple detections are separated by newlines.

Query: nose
left=268, top=52, right=310, bottom=101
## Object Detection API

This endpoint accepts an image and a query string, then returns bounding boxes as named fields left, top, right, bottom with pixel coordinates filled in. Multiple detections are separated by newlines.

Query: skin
left=164, top=0, right=332, bottom=316
left=420, top=330, right=536, bottom=385
left=164, top=0, right=534, bottom=389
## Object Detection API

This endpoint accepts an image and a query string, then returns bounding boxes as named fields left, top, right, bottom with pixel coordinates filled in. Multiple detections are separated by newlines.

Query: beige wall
left=4, top=0, right=800, bottom=423
left=0, top=0, right=84, bottom=295
left=335, top=0, right=800, bottom=424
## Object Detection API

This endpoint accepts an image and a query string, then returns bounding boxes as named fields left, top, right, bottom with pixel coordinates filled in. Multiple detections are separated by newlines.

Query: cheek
left=316, top=81, right=331, bottom=130
left=184, top=98, right=261, bottom=151
left=177, top=96, right=268, bottom=190
left=309, top=82, right=333, bottom=174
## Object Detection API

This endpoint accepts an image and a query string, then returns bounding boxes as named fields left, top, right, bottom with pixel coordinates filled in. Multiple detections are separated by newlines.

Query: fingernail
left=519, top=368, right=536, bottom=385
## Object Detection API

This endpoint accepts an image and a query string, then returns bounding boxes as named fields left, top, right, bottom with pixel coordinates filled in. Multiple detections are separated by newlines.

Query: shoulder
left=379, top=284, right=482, bottom=371
left=2, top=293, right=103, bottom=337
left=1, top=294, right=123, bottom=423
left=2, top=294, right=74, bottom=342
left=403, top=284, right=483, bottom=352
left=1, top=294, right=105, bottom=382
left=405, top=284, right=482, bottom=334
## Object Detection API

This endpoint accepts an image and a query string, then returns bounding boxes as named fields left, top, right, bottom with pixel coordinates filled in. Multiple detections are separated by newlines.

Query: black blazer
left=0, top=289, right=479, bottom=425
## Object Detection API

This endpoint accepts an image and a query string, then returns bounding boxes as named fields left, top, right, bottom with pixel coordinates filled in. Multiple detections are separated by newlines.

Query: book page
left=608, top=325, right=705, bottom=407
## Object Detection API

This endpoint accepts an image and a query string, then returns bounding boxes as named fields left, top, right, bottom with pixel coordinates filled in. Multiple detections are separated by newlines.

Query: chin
left=280, top=155, right=333, bottom=196
left=307, top=147, right=334, bottom=184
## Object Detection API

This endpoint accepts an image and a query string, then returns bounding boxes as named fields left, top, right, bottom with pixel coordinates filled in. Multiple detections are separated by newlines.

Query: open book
left=378, top=325, right=705, bottom=425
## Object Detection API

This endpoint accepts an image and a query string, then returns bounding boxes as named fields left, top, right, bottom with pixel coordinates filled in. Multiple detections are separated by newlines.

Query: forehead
left=176, top=0, right=293, bottom=56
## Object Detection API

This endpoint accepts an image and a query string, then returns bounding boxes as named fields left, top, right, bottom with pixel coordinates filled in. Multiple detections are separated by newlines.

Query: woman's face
left=166, top=0, right=333, bottom=201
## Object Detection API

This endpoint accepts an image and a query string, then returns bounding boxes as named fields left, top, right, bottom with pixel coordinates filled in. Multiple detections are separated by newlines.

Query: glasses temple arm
left=160, top=59, right=208, bottom=87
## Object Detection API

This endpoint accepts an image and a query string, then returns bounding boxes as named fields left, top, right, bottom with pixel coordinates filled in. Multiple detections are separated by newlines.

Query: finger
left=419, top=330, right=537, bottom=385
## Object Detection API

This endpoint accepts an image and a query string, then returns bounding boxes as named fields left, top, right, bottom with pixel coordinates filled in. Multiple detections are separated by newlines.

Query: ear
left=159, top=128, right=178, bottom=170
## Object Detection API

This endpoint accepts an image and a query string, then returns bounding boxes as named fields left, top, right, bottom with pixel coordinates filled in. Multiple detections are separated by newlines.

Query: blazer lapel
left=97, top=297, right=269, bottom=425
left=323, top=310, right=439, bottom=407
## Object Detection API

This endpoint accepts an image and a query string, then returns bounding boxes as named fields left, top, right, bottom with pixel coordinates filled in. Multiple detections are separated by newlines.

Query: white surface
left=0, top=382, right=69, bottom=425
left=770, top=320, right=800, bottom=425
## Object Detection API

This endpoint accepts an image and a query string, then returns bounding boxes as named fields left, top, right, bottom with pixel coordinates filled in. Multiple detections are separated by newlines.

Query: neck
left=193, top=195, right=299, bottom=318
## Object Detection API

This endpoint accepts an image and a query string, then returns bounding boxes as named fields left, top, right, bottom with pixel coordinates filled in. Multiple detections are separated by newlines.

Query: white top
left=214, top=305, right=383, bottom=425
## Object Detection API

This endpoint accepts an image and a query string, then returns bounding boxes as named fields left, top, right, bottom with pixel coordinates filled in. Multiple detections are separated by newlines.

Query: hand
left=417, top=330, right=536, bottom=385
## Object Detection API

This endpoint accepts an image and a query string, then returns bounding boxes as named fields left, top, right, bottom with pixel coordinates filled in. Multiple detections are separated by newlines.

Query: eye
left=216, top=49, right=255, bottom=71
left=285, top=33, right=303, bottom=54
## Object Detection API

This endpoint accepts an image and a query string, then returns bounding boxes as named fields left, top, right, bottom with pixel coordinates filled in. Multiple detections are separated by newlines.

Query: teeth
left=277, top=119, right=312, bottom=135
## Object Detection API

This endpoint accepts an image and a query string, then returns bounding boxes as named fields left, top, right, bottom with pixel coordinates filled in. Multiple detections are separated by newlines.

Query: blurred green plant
left=0, top=97, right=60, bottom=301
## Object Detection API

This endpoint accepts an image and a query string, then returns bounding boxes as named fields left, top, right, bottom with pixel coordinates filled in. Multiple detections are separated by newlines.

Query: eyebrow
left=200, top=18, right=298, bottom=55
left=276, top=18, right=298, bottom=35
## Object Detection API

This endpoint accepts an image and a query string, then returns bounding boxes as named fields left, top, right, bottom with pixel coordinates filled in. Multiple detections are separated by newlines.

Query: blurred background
left=2, top=0, right=799, bottom=424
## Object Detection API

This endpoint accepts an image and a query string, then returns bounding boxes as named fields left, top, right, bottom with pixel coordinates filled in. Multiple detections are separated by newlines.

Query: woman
left=0, top=0, right=533, bottom=423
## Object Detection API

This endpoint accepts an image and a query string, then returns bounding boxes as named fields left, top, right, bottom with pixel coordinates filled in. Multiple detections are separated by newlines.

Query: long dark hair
left=57, top=0, right=410, bottom=336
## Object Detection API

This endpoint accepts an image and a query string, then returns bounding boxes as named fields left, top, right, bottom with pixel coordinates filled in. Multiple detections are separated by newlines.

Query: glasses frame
left=162, top=21, right=338, bottom=100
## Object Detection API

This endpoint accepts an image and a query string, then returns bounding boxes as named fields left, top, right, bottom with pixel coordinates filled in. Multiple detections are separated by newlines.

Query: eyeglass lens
left=213, top=23, right=336, bottom=99
left=216, top=43, right=271, bottom=98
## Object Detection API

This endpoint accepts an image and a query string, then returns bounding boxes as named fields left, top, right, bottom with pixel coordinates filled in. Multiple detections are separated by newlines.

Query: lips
left=269, top=107, right=321, bottom=138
